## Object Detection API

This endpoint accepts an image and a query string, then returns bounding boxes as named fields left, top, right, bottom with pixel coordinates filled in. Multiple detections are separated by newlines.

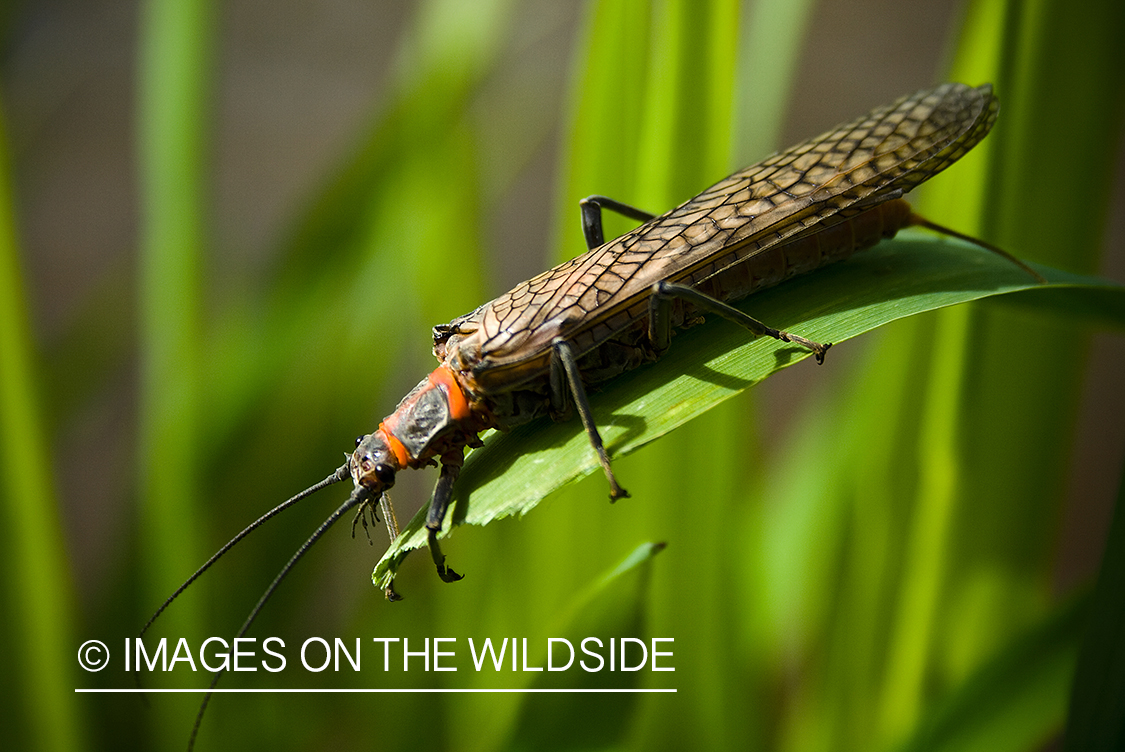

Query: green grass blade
left=1063, top=468, right=1125, bottom=750
left=899, top=594, right=1088, bottom=752
left=504, top=542, right=667, bottom=750
left=733, top=0, right=817, bottom=164
left=132, top=9, right=214, bottom=748
left=135, top=0, right=212, bottom=634
left=0, top=99, right=86, bottom=752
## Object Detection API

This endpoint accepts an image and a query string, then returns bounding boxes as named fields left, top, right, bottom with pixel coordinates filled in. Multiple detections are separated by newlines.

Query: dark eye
left=355, top=436, right=365, bottom=447
left=374, top=463, right=396, bottom=486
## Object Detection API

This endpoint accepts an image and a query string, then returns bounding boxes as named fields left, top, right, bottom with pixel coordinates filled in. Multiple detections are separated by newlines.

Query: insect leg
left=907, top=213, right=1046, bottom=283
left=579, top=195, right=656, bottom=249
left=425, top=451, right=466, bottom=583
left=649, top=281, right=832, bottom=364
left=551, top=337, right=630, bottom=501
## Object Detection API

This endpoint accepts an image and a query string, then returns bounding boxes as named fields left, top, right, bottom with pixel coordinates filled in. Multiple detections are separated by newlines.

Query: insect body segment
left=350, top=366, right=492, bottom=583
left=370, top=366, right=483, bottom=472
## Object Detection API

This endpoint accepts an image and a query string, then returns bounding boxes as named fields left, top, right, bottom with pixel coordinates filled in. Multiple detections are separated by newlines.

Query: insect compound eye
left=374, top=463, right=396, bottom=487
left=355, top=435, right=366, bottom=448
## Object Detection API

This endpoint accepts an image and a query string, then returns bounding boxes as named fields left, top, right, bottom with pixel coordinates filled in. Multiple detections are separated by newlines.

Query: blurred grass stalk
left=0, top=100, right=85, bottom=749
left=135, top=4, right=211, bottom=734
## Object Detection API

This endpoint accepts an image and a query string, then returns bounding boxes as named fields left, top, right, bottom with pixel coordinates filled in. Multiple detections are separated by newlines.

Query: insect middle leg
left=550, top=337, right=629, bottom=501
left=648, top=281, right=832, bottom=363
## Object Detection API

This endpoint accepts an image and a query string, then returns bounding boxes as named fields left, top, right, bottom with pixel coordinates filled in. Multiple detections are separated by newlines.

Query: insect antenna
left=187, top=482, right=375, bottom=751
left=139, top=463, right=349, bottom=639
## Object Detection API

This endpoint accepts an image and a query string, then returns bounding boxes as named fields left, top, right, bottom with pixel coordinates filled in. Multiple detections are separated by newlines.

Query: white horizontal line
left=76, top=687, right=676, bottom=694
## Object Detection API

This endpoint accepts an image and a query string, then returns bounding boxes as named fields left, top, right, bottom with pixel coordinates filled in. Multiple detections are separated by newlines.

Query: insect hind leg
left=649, top=281, right=832, bottom=364
left=907, top=213, right=1046, bottom=283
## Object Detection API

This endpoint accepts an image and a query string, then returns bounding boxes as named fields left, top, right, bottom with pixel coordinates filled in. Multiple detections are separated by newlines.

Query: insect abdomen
left=699, top=197, right=914, bottom=302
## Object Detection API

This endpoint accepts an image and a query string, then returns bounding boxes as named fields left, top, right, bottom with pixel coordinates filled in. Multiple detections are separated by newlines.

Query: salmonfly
left=141, top=82, right=1042, bottom=747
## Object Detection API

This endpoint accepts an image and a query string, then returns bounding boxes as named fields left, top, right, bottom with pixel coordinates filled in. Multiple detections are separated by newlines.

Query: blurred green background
left=1, top=0, right=1123, bottom=750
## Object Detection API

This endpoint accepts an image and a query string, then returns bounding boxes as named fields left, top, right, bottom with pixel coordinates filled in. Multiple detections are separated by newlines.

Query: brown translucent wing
left=450, top=82, right=998, bottom=384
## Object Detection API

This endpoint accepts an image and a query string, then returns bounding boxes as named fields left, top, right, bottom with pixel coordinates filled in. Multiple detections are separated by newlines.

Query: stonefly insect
left=142, top=82, right=1041, bottom=746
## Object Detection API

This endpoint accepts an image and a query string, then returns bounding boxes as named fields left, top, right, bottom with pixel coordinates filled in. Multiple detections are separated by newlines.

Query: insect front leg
left=579, top=195, right=656, bottom=249
left=551, top=337, right=629, bottom=501
left=425, top=450, right=466, bottom=583
left=648, top=280, right=832, bottom=364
